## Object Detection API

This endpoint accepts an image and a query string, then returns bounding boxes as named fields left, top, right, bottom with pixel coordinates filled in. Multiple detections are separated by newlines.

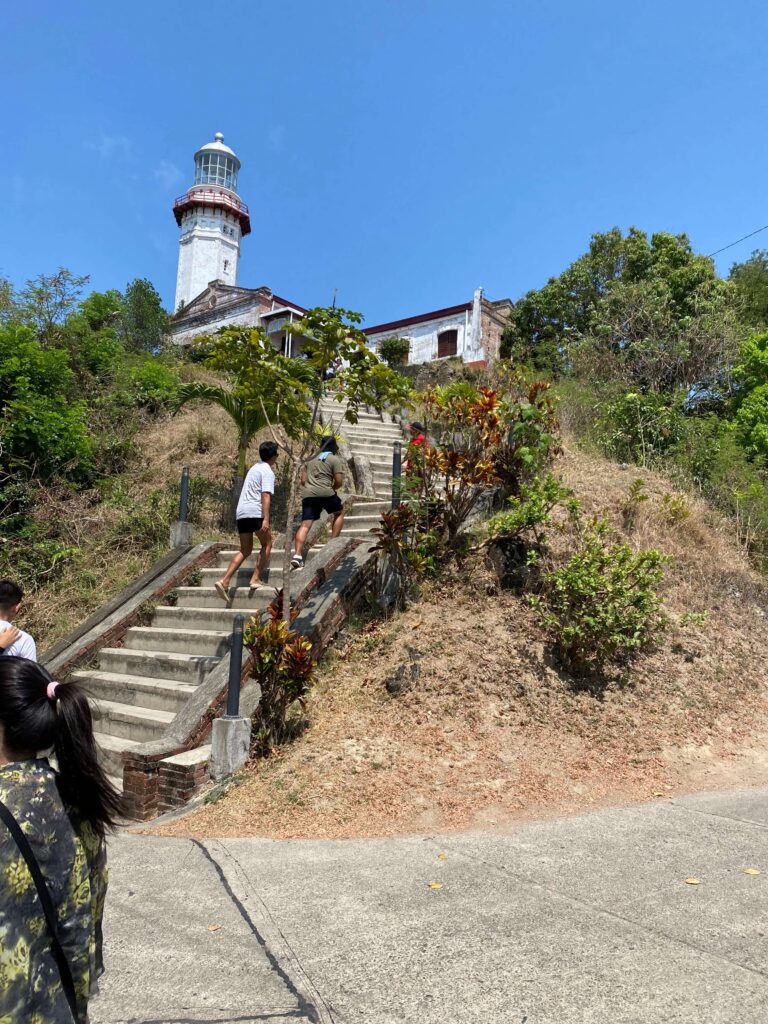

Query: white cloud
left=87, top=134, right=132, bottom=160
left=153, top=159, right=184, bottom=190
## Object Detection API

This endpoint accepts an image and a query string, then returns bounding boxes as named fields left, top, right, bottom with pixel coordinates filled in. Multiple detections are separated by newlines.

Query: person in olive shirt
left=290, top=437, right=346, bottom=570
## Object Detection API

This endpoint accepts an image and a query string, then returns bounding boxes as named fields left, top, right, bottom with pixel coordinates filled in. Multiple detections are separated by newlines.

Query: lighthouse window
left=195, top=152, right=238, bottom=190
left=223, top=260, right=230, bottom=272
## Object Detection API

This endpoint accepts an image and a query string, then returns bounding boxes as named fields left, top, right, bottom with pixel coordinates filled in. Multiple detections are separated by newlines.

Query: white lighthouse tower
left=172, top=132, right=251, bottom=311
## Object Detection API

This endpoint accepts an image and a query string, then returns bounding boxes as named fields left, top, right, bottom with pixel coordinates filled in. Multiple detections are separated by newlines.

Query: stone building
left=170, top=134, right=512, bottom=361
left=363, top=288, right=512, bottom=366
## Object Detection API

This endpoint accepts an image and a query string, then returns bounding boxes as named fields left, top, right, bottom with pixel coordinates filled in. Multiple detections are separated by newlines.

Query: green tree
left=121, top=278, right=168, bottom=352
left=16, top=268, right=90, bottom=344
left=729, top=249, right=768, bottom=329
left=501, top=228, right=739, bottom=387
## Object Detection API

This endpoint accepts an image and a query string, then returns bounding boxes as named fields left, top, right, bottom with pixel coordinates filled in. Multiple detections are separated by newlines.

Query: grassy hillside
left=17, top=393, right=272, bottom=650
left=155, top=441, right=768, bottom=839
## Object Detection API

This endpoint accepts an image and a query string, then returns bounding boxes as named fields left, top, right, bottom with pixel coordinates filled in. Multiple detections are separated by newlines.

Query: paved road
left=90, top=788, right=768, bottom=1024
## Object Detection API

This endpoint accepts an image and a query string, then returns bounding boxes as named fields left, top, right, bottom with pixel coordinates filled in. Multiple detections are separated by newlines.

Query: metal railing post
left=392, top=442, right=402, bottom=509
left=224, top=614, right=245, bottom=719
left=179, top=465, right=190, bottom=523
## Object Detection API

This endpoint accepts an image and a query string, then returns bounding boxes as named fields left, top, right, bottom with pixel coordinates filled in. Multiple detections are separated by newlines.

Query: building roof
left=194, top=132, right=240, bottom=166
left=363, top=302, right=473, bottom=337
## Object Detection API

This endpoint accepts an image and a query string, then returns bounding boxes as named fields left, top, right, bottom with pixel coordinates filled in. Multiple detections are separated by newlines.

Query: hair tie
left=46, top=681, right=60, bottom=701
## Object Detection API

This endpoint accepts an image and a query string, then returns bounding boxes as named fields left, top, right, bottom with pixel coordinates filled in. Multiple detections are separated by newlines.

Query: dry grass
left=152, top=442, right=768, bottom=841
left=19, top=398, right=272, bottom=650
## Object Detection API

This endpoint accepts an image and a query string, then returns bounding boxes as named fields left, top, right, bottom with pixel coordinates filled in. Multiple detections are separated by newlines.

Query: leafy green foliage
left=487, top=473, right=576, bottom=545
left=729, top=250, right=768, bottom=329
left=244, top=602, right=316, bottom=756
left=14, top=268, right=90, bottom=344
left=409, top=372, right=560, bottom=548
left=378, top=336, right=410, bottom=367
left=1, top=390, right=94, bottom=479
left=620, top=478, right=649, bottom=532
left=120, top=278, right=169, bottom=353
left=502, top=227, right=739, bottom=393
left=734, top=384, right=768, bottom=462
left=126, top=360, right=180, bottom=412
left=529, top=517, right=669, bottom=679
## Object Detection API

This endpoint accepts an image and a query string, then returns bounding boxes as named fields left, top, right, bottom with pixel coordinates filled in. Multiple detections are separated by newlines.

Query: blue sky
left=2, top=1, right=766, bottom=325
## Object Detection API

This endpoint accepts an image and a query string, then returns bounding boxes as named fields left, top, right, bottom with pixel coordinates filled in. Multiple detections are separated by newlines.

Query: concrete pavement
left=91, top=788, right=768, bottom=1023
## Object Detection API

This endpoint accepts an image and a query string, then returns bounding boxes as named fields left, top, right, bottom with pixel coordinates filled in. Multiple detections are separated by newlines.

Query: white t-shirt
left=0, top=619, right=37, bottom=661
left=236, top=461, right=276, bottom=521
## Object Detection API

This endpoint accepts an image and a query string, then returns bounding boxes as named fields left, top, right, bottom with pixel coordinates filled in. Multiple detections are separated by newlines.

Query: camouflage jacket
left=0, top=759, right=107, bottom=1023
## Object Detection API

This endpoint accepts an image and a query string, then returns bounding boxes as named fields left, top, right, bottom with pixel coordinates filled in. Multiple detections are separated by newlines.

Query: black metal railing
left=392, top=442, right=402, bottom=509
left=224, top=613, right=245, bottom=719
left=178, top=465, right=190, bottom=523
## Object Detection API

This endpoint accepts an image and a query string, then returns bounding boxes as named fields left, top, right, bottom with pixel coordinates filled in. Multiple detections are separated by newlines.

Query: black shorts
left=301, top=495, right=343, bottom=521
left=236, top=517, right=264, bottom=535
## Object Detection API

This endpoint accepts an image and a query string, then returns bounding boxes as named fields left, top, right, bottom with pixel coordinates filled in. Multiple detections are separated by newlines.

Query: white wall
left=170, top=301, right=263, bottom=346
left=174, top=207, right=242, bottom=310
left=367, top=309, right=470, bottom=364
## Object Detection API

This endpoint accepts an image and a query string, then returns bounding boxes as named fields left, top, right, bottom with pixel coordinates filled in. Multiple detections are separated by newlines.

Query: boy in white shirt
left=216, top=442, right=279, bottom=602
left=0, top=580, right=37, bottom=661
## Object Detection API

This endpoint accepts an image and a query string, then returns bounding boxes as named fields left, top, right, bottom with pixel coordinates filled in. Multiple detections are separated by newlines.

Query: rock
left=349, top=454, right=376, bottom=496
left=385, top=646, right=422, bottom=696
left=487, top=537, right=539, bottom=591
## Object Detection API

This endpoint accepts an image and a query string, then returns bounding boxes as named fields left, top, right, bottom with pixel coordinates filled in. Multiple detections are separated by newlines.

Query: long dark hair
left=0, top=657, right=122, bottom=833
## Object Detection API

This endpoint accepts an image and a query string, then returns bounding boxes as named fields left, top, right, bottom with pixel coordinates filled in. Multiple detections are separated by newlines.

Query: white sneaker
left=290, top=554, right=304, bottom=571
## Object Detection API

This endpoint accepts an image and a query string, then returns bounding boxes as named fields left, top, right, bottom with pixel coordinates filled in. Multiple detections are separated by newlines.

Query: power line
left=708, top=222, right=768, bottom=258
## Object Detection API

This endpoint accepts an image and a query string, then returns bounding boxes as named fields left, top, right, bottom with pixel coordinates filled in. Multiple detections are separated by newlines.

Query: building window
left=223, top=259, right=229, bottom=272
left=437, top=329, right=458, bottom=358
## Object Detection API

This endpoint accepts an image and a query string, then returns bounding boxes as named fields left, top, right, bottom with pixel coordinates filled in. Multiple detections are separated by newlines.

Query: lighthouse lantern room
left=172, top=132, right=251, bottom=311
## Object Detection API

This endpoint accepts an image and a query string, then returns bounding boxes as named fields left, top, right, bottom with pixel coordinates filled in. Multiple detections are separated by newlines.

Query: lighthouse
left=172, top=132, right=251, bottom=311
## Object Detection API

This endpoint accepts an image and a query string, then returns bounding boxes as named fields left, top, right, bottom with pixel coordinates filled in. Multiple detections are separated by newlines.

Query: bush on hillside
left=125, top=360, right=180, bottom=412
left=1, top=390, right=94, bottom=480
left=378, top=336, right=410, bottom=367
left=529, top=517, right=669, bottom=681
left=245, top=601, right=316, bottom=756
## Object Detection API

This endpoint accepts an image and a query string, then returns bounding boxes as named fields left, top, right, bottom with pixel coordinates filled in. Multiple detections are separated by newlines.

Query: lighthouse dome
left=194, top=132, right=240, bottom=191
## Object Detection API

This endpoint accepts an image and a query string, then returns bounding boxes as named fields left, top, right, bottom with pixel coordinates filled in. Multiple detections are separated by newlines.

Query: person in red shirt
left=403, top=421, right=427, bottom=473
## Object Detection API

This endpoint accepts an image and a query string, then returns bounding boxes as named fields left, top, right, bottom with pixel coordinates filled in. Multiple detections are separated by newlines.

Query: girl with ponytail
left=0, top=656, right=122, bottom=1023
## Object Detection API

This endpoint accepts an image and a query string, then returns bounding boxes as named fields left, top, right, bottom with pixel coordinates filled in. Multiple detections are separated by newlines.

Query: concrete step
left=124, top=625, right=232, bottom=657
left=340, top=422, right=403, bottom=433
left=98, top=648, right=221, bottom=683
left=201, top=566, right=283, bottom=587
left=73, top=669, right=196, bottom=713
left=154, top=606, right=265, bottom=631
left=215, top=546, right=322, bottom=569
left=92, top=699, right=174, bottom=743
left=343, top=526, right=379, bottom=538
left=175, top=586, right=280, bottom=610
left=342, top=514, right=383, bottom=529
left=348, top=439, right=398, bottom=451
left=96, top=733, right=140, bottom=776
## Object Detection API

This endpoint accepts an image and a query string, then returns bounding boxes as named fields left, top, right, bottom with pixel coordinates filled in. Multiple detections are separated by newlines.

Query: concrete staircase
left=74, top=403, right=401, bottom=789
left=72, top=546, right=320, bottom=782
left=321, top=399, right=402, bottom=503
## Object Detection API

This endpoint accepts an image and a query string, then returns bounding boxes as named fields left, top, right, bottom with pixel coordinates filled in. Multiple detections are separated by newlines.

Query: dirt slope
left=154, top=443, right=768, bottom=840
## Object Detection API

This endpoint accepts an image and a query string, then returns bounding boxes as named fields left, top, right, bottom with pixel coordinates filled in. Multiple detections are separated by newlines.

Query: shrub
left=244, top=602, right=315, bottom=756
left=529, top=517, right=669, bottom=679
left=1, top=390, right=94, bottom=480
left=593, top=390, right=686, bottom=467
left=620, top=479, right=649, bottom=532
left=378, top=336, right=410, bottom=367
left=126, top=361, right=180, bottom=412
left=0, top=326, right=76, bottom=398
left=734, top=383, right=768, bottom=462
left=487, top=473, right=576, bottom=546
